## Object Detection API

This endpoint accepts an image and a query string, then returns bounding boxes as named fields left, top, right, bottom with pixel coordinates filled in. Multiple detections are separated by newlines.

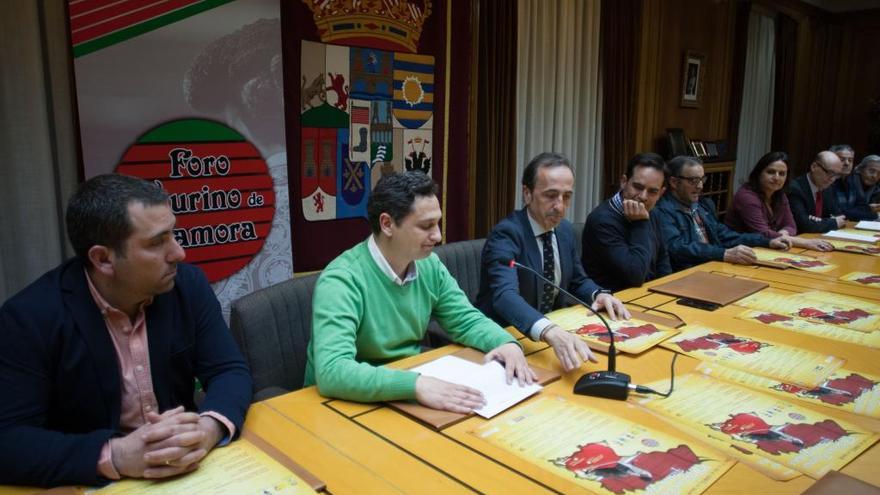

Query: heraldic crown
left=303, top=0, right=432, bottom=53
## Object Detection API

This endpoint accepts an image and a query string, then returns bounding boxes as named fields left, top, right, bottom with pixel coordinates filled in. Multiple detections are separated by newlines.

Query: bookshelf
left=701, top=160, right=734, bottom=217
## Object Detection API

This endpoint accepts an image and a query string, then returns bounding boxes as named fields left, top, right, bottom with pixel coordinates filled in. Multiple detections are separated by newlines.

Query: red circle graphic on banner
left=115, top=119, right=275, bottom=282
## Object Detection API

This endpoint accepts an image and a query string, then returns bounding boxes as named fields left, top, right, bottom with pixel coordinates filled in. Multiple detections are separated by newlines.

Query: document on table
left=411, top=355, right=542, bottom=418
left=660, top=323, right=844, bottom=388
left=822, top=229, right=879, bottom=243
left=472, top=395, right=735, bottom=494
left=639, top=373, right=880, bottom=480
left=855, top=220, right=880, bottom=231
left=87, top=437, right=318, bottom=494
left=547, top=306, right=680, bottom=354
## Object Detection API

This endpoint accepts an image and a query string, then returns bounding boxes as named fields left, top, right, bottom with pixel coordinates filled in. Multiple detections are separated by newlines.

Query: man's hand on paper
left=111, top=406, right=206, bottom=479
left=802, top=238, right=834, bottom=252
left=723, top=245, right=756, bottom=265
left=484, top=342, right=538, bottom=386
left=541, top=324, right=597, bottom=372
left=769, top=236, right=791, bottom=251
left=142, top=414, right=225, bottom=478
left=415, top=375, right=486, bottom=413
left=591, top=293, right=630, bottom=321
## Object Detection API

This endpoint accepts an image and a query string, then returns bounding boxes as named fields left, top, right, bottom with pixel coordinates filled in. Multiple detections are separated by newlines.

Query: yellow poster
left=736, top=309, right=880, bottom=349
left=840, top=271, right=880, bottom=287
left=88, top=438, right=317, bottom=495
left=639, top=374, right=879, bottom=479
left=753, top=247, right=836, bottom=273
left=697, top=363, right=880, bottom=419
left=737, top=288, right=880, bottom=333
left=470, top=395, right=734, bottom=495
left=660, top=324, right=843, bottom=387
left=547, top=306, right=679, bottom=354
left=826, top=238, right=880, bottom=256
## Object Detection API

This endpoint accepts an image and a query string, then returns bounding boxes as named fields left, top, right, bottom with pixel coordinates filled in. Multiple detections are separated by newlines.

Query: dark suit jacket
left=786, top=174, right=841, bottom=233
left=476, top=208, right=601, bottom=337
left=0, top=259, right=252, bottom=487
left=582, top=198, right=672, bottom=292
left=834, top=172, right=879, bottom=221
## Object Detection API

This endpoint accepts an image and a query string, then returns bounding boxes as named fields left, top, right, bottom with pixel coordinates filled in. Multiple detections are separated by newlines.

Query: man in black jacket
left=582, top=153, right=672, bottom=291
left=0, top=175, right=252, bottom=487
left=787, top=151, right=847, bottom=233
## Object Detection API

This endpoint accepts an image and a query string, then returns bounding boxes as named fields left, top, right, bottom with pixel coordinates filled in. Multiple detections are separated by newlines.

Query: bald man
left=786, top=151, right=847, bottom=233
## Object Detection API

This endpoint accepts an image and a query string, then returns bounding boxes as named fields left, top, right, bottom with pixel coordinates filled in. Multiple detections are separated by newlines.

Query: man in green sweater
left=305, top=172, right=536, bottom=413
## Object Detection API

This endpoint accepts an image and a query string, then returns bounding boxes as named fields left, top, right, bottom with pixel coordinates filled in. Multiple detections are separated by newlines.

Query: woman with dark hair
left=725, top=151, right=833, bottom=251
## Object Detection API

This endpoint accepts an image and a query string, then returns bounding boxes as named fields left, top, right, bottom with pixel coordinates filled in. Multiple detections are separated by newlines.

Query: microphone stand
left=508, top=260, right=632, bottom=400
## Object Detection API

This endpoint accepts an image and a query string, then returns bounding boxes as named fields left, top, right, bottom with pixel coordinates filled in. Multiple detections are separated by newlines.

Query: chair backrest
left=229, top=273, right=320, bottom=398
left=432, top=238, right=486, bottom=303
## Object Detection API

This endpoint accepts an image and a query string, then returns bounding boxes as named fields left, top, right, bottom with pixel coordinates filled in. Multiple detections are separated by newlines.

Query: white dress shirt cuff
left=529, top=317, right=553, bottom=341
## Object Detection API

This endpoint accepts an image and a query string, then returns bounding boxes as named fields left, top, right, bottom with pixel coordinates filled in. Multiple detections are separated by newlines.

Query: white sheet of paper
left=823, top=229, right=878, bottom=243
left=855, top=220, right=880, bottom=232
left=411, top=355, right=542, bottom=418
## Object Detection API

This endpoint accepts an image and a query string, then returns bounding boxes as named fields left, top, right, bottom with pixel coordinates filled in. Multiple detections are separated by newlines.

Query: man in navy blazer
left=787, top=151, right=847, bottom=233
left=0, top=175, right=252, bottom=487
left=477, top=152, right=629, bottom=372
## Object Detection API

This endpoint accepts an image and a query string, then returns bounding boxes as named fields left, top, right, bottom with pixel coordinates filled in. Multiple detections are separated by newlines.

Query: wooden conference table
left=242, top=249, right=880, bottom=494
left=4, top=248, right=879, bottom=494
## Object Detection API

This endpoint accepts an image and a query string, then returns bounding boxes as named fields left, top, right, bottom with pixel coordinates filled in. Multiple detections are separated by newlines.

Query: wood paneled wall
left=824, top=11, right=880, bottom=159
left=760, top=0, right=880, bottom=172
left=602, top=0, right=880, bottom=182
left=634, top=0, right=740, bottom=157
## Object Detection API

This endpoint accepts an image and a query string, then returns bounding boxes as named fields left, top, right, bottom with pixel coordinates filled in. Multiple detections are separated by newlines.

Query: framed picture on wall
left=680, top=50, right=706, bottom=108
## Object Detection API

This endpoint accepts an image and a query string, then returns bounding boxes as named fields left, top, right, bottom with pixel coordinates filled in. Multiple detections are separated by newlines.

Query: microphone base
left=573, top=371, right=631, bottom=400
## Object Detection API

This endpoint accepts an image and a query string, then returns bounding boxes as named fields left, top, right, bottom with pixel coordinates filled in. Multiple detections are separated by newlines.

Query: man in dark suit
left=477, top=152, right=629, bottom=372
left=787, top=151, right=847, bottom=233
left=0, top=175, right=252, bottom=487
left=582, top=152, right=672, bottom=291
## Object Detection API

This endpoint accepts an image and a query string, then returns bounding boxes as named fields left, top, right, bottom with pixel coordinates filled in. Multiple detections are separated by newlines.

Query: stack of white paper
left=822, top=229, right=878, bottom=243
left=411, top=355, right=542, bottom=418
left=855, top=220, right=880, bottom=232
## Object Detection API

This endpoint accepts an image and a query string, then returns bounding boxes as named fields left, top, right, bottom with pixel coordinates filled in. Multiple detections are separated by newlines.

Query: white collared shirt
left=806, top=173, right=820, bottom=197
left=367, top=235, right=418, bottom=286
left=525, top=211, right=561, bottom=341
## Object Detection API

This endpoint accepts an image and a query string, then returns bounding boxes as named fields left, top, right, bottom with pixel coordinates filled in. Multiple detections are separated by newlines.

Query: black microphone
left=505, top=259, right=632, bottom=400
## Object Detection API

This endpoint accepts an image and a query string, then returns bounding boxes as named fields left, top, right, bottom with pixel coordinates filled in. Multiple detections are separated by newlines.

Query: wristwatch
left=592, top=288, right=613, bottom=302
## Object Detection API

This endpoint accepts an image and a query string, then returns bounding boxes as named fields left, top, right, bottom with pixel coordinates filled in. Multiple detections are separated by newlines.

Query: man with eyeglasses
left=655, top=156, right=790, bottom=272
left=787, top=151, right=847, bottom=233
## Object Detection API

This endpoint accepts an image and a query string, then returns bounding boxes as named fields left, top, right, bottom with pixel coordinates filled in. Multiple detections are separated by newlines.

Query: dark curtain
left=727, top=0, right=753, bottom=160
left=443, top=1, right=476, bottom=242
left=599, top=0, right=641, bottom=198
left=771, top=12, right=797, bottom=164
left=471, top=0, right=518, bottom=238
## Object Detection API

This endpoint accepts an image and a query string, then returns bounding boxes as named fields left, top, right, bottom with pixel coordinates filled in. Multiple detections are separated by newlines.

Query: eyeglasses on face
left=816, top=162, right=842, bottom=179
left=675, top=175, right=707, bottom=186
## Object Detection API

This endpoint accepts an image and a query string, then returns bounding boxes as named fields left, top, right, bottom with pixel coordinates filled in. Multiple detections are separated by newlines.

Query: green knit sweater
left=304, top=240, right=516, bottom=402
